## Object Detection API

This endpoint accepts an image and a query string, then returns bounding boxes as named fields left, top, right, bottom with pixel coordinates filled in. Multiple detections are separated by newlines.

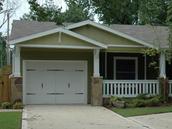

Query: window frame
left=113, top=57, right=138, bottom=80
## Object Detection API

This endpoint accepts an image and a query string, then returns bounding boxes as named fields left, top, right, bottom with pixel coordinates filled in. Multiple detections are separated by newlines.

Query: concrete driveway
left=129, top=113, right=172, bottom=129
left=22, top=105, right=147, bottom=129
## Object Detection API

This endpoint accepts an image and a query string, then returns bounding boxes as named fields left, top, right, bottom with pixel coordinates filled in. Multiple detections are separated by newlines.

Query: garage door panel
left=24, top=61, right=87, bottom=104
left=43, top=71, right=56, bottom=104
left=25, top=70, right=45, bottom=104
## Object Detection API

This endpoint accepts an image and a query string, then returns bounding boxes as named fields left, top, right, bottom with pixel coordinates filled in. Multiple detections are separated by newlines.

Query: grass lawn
left=0, top=112, right=22, bottom=129
left=113, top=105, right=172, bottom=117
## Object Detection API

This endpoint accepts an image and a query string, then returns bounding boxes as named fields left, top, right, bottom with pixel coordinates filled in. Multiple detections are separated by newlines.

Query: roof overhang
left=66, top=20, right=157, bottom=49
left=9, top=28, right=107, bottom=49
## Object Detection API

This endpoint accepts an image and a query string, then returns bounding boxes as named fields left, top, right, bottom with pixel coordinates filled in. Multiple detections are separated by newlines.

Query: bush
left=125, top=95, right=162, bottom=108
left=132, top=99, right=146, bottom=107
left=1, top=102, right=11, bottom=109
left=136, top=94, right=149, bottom=100
left=110, top=96, right=119, bottom=103
left=145, top=96, right=162, bottom=106
left=13, top=102, right=23, bottom=109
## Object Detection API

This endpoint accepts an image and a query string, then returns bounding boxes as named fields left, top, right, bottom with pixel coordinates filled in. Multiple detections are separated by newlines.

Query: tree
left=166, top=0, right=172, bottom=24
left=91, top=0, right=169, bottom=25
left=64, top=0, right=92, bottom=22
left=138, top=0, right=168, bottom=25
left=0, top=0, right=19, bottom=28
left=0, top=0, right=4, bottom=11
left=0, top=33, right=7, bottom=68
left=22, top=0, right=92, bottom=24
left=22, top=0, right=64, bottom=24
left=91, top=0, right=139, bottom=24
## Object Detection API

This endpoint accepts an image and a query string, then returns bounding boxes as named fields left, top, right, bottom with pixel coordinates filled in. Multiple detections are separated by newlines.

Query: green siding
left=72, top=25, right=144, bottom=47
left=18, top=32, right=97, bottom=47
left=21, top=48, right=93, bottom=103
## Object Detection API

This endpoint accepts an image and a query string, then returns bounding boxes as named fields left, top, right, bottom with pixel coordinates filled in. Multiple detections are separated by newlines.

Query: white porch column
left=14, top=46, right=21, bottom=77
left=159, top=51, right=166, bottom=78
left=93, top=49, right=100, bottom=77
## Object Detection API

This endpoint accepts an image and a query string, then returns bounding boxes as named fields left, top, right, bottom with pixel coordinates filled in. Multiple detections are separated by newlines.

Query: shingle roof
left=10, top=20, right=169, bottom=48
left=109, top=24, right=169, bottom=48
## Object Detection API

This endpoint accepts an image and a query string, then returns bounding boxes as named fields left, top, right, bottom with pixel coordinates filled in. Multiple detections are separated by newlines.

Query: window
left=114, top=57, right=138, bottom=80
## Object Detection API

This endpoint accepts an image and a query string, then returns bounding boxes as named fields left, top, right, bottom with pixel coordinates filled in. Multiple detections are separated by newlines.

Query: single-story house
left=9, top=20, right=172, bottom=105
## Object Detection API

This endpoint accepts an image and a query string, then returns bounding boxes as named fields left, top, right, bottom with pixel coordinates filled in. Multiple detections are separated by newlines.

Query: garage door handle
left=75, top=93, right=84, bottom=95
left=41, top=83, right=44, bottom=89
left=68, top=83, right=70, bottom=88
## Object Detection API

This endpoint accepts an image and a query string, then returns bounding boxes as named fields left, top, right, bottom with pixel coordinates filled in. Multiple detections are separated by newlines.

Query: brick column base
left=159, top=77, right=169, bottom=102
left=10, top=77, right=22, bottom=102
left=91, top=77, right=103, bottom=106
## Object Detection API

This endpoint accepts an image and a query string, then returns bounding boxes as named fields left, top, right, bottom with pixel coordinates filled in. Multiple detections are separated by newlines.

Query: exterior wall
left=20, top=48, right=93, bottom=103
left=18, top=33, right=97, bottom=47
left=100, top=53, right=144, bottom=79
left=72, top=25, right=144, bottom=47
left=100, top=52, right=172, bottom=80
left=100, top=52, right=159, bottom=80
left=166, top=60, right=172, bottom=80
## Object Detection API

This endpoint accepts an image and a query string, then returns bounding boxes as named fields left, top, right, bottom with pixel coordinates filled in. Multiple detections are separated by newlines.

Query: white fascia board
left=107, top=44, right=147, bottom=48
left=61, top=29, right=107, bottom=48
left=66, top=20, right=157, bottom=49
left=18, top=44, right=100, bottom=49
left=9, top=28, right=63, bottom=45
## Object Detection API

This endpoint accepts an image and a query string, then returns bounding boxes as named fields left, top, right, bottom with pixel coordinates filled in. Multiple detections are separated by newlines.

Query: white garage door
left=23, top=60, right=87, bottom=104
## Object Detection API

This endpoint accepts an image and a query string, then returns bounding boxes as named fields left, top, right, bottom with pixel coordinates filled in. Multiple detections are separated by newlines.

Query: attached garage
left=23, top=60, right=87, bottom=104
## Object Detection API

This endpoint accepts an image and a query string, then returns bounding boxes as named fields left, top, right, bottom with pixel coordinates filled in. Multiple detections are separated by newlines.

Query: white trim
left=93, top=49, right=100, bottom=77
left=66, top=20, right=156, bottom=48
left=159, top=52, right=166, bottom=78
left=23, top=60, right=88, bottom=105
left=10, top=28, right=62, bottom=44
left=114, top=57, right=138, bottom=80
left=107, top=44, right=146, bottom=48
left=9, top=28, right=107, bottom=48
left=18, top=44, right=100, bottom=49
left=13, top=46, right=21, bottom=77
left=62, top=29, right=107, bottom=48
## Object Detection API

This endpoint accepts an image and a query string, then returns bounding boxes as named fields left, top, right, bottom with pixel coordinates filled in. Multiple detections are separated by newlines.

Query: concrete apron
left=129, top=113, right=172, bottom=129
left=22, top=105, right=149, bottom=129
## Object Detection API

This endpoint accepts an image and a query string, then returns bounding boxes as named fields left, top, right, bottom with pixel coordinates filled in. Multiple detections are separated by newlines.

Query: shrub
left=1, top=102, right=11, bottom=109
left=13, top=102, right=23, bottom=109
left=132, top=99, right=146, bottom=107
left=145, top=96, right=162, bottom=106
left=136, top=94, right=149, bottom=100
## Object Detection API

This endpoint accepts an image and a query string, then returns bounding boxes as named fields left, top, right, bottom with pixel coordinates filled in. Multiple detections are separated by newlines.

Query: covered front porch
left=96, top=50, right=172, bottom=98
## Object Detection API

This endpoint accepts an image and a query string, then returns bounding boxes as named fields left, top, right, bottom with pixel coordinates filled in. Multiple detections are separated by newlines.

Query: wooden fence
left=0, top=73, right=11, bottom=102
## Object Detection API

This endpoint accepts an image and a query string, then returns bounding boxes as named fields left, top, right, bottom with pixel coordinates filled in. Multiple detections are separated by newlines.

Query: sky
left=0, top=0, right=67, bottom=35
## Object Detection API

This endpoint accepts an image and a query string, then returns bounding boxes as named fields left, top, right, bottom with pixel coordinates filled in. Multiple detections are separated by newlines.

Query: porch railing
left=103, top=80, right=159, bottom=97
left=169, top=80, right=172, bottom=97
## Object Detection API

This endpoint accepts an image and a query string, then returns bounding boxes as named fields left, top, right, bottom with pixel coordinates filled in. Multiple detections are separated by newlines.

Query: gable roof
left=10, top=27, right=107, bottom=48
left=10, top=20, right=169, bottom=48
